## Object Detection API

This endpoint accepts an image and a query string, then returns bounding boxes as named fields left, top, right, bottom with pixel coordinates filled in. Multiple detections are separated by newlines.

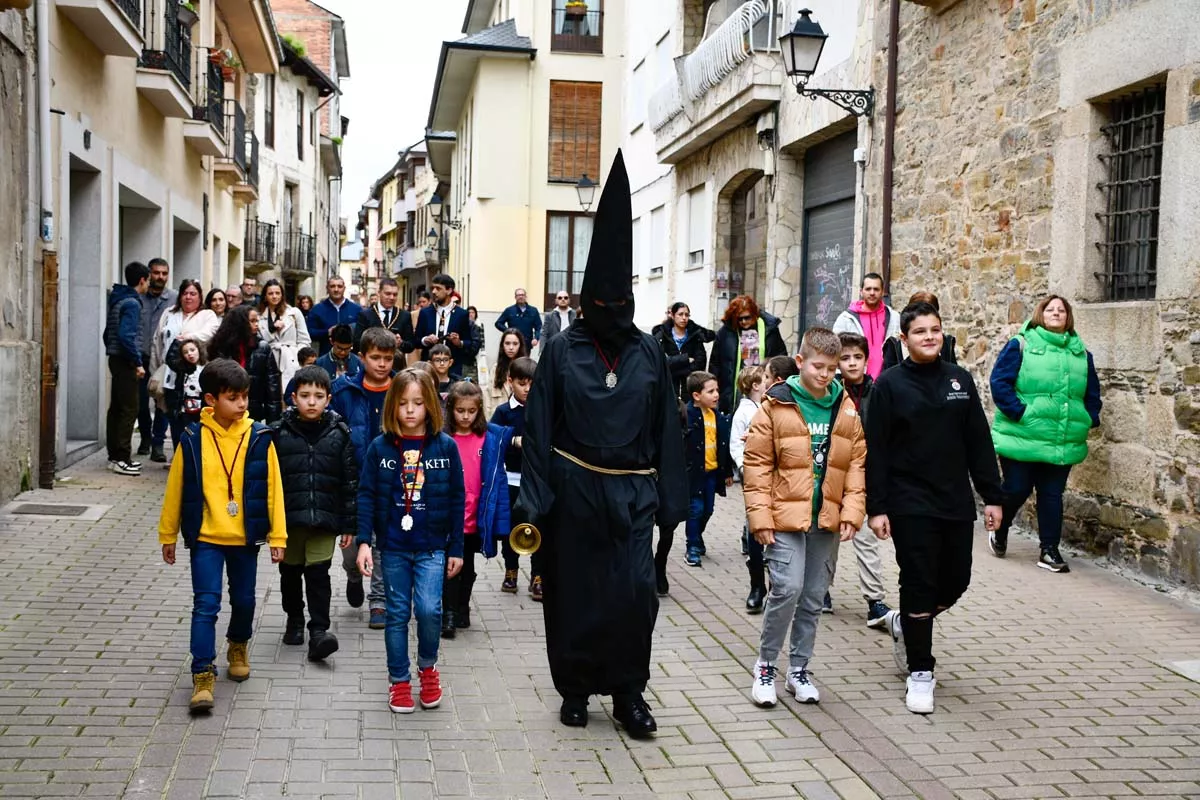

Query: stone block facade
left=872, top=0, right=1200, bottom=585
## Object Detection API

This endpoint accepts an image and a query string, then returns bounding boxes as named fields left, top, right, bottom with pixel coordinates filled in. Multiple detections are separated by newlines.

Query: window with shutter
left=548, top=81, right=602, bottom=183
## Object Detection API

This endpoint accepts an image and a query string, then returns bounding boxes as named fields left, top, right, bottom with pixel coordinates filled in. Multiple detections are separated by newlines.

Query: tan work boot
left=226, top=641, right=251, bottom=682
left=190, top=670, right=216, bottom=711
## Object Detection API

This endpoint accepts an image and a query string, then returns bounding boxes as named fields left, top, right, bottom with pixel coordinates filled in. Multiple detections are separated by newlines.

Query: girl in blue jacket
left=440, top=381, right=513, bottom=639
left=355, top=369, right=464, bottom=714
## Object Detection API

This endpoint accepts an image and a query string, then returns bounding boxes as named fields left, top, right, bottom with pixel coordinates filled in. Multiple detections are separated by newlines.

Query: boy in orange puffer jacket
left=742, top=328, right=866, bottom=708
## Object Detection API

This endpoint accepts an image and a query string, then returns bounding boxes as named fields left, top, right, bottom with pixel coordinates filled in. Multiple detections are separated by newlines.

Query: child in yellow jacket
left=157, top=359, right=288, bottom=712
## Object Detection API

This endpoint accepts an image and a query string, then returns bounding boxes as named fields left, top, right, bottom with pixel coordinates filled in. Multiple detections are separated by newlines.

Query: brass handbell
left=509, top=522, right=542, bottom=555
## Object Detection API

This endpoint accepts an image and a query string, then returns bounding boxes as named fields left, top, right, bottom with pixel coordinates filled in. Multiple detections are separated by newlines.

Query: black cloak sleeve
left=652, top=339, right=688, bottom=529
left=514, top=335, right=560, bottom=528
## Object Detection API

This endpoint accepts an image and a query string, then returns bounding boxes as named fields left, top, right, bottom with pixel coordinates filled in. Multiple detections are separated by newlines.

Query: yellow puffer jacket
left=743, top=387, right=867, bottom=534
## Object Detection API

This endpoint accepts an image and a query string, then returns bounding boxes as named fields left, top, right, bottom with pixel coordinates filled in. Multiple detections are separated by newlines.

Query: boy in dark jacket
left=489, top=356, right=541, bottom=598
left=104, top=262, right=150, bottom=475
left=684, top=370, right=733, bottom=567
left=272, top=366, right=357, bottom=661
left=831, top=332, right=892, bottom=628
left=331, top=327, right=397, bottom=628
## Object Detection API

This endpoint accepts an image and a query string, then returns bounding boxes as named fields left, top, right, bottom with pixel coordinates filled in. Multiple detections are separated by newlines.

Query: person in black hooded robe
left=516, top=150, right=688, bottom=737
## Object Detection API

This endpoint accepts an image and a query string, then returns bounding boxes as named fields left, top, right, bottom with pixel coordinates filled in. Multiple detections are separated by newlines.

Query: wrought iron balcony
left=192, top=51, right=225, bottom=133
left=56, top=0, right=142, bottom=58
left=245, top=219, right=277, bottom=266
left=281, top=230, right=316, bottom=275
left=551, top=6, right=603, bottom=54
left=140, top=0, right=191, bottom=92
left=246, top=130, right=259, bottom=188
left=114, top=0, right=140, bottom=28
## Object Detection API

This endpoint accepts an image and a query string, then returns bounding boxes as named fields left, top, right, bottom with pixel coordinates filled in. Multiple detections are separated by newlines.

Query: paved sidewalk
left=0, top=448, right=1198, bottom=799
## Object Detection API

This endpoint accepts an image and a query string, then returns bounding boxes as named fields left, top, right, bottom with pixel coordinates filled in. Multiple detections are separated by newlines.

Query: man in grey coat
left=137, top=258, right=175, bottom=462
left=540, top=290, right=576, bottom=353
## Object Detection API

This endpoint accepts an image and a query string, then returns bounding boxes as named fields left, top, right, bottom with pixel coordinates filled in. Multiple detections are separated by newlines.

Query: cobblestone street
left=1, top=448, right=1199, bottom=800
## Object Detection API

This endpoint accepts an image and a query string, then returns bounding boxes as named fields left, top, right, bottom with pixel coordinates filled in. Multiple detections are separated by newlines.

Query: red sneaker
left=388, top=681, right=414, bottom=714
left=418, top=666, right=443, bottom=709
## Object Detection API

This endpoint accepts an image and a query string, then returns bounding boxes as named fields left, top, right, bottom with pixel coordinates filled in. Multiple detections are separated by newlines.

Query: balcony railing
left=281, top=230, right=316, bottom=274
left=551, top=7, right=603, bottom=54
left=140, top=0, right=191, bottom=90
left=192, top=50, right=225, bottom=134
left=245, top=219, right=277, bottom=265
left=649, top=75, right=685, bottom=132
left=682, top=0, right=771, bottom=101
left=114, top=0, right=142, bottom=28
left=246, top=131, right=259, bottom=187
left=223, top=100, right=248, bottom=173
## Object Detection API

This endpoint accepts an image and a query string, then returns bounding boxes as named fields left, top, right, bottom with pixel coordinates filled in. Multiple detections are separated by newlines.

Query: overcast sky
left=318, top=0, right=469, bottom=234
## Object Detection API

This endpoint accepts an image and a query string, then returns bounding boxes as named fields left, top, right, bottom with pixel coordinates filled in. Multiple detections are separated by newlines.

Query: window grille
left=1095, top=84, right=1164, bottom=301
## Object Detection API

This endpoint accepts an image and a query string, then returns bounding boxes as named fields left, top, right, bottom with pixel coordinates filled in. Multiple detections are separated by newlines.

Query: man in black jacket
left=414, top=274, right=476, bottom=377
left=864, top=301, right=1003, bottom=717
left=271, top=366, right=357, bottom=661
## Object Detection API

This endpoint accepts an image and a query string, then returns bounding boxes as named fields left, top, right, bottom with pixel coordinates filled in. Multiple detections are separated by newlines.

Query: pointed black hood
left=580, top=150, right=635, bottom=349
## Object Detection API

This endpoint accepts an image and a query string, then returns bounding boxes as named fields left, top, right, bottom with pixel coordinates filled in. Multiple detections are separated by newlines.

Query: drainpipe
left=36, top=0, right=58, bottom=488
left=881, top=0, right=899, bottom=293
left=36, top=0, right=52, bottom=244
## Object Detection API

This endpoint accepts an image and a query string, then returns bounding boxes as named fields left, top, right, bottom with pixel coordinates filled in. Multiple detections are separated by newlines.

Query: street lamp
left=426, top=227, right=439, bottom=250
left=386, top=248, right=396, bottom=263
left=575, top=174, right=598, bottom=212
left=428, top=192, right=461, bottom=230
left=779, top=9, right=875, bottom=118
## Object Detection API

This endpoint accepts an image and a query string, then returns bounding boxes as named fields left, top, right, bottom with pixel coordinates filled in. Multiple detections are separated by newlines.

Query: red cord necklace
left=591, top=339, right=620, bottom=389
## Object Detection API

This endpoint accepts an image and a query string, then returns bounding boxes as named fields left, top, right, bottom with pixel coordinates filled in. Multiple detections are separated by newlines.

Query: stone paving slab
left=0, top=446, right=1198, bottom=799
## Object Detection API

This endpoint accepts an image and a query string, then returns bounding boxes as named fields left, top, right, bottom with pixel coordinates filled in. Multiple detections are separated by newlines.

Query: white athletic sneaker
left=750, top=661, right=778, bottom=707
left=109, top=460, right=142, bottom=476
left=905, top=671, right=936, bottom=714
left=884, top=609, right=906, bottom=675
left=786, top=669, right=820, bottom=704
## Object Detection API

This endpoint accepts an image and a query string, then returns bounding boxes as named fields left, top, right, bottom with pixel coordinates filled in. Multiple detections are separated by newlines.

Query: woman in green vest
left=710, top=295, right=788, bottom=414
left=988, top=296, right=1102, bottom=573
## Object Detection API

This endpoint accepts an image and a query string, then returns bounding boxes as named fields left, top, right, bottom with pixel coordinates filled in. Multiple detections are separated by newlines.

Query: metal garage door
left=800, top=132, right=857, bottom=332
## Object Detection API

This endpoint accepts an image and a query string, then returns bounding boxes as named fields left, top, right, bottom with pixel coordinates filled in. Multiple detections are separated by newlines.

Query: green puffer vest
left=991, top=322, right=1092, bottom=466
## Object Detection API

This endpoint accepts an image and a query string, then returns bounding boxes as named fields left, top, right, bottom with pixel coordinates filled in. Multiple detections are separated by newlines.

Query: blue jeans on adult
left=190, top=541, right=259, bottom=674
left=380, top=550, right=445, bottom=683
left=138, top=363, right=168, bottom=449
left=686, top=471, right=721, bottom=552
left=996, top=457, right=1073, bottom=548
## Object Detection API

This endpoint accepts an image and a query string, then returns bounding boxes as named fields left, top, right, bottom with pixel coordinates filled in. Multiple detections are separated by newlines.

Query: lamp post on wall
left=779, top=9, right=875, bottom=118
left=575, top=173, right=598, bottom=213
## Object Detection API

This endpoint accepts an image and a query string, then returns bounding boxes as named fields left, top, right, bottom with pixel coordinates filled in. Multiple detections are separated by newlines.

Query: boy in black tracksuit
left=271, top=365, right=358, bottom=661
left=863, top=302, right=1003, bottom=715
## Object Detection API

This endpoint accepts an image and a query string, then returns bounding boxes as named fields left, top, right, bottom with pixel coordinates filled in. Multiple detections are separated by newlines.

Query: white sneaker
left=906, top=671, right=936, bottom=714
left=109, top=460, right=142, bottom=476
left=750, top=661, right=777, bottom=707
left=786, top=669, right=820, bottom=704
left=885, top=609, right=906, bottom=675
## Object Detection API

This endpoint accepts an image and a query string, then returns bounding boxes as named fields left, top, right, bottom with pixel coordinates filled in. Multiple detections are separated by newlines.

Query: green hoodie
left=785, top=375, right=843, bottom=527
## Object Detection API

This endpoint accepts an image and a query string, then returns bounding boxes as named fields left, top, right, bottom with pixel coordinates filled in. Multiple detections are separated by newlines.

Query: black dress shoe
left=612, top=695, right=657, bottom=739
left=440, top=610, right=456, bottom=640
left=455, top=607, right=471, bottom=629
left=560, top=697, right=588, bottom=727
left=745, top=584, right=766, bottom=614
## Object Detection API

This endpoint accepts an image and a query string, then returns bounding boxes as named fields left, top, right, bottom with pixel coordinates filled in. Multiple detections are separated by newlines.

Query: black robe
left=517, top=324, right=688, bottom=698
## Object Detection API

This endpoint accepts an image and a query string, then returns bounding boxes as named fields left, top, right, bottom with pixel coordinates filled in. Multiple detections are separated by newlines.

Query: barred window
left=548, top=81, right=602, bottom=183
left=1096, top=84, right=1165, bottom=301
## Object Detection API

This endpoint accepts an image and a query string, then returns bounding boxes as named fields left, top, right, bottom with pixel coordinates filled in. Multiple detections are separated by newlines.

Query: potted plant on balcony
left=177, top=1, right=198, bottom=28
left=564, top=0, right=588, bottom=18
left=221, top=52, right=241, bottom=81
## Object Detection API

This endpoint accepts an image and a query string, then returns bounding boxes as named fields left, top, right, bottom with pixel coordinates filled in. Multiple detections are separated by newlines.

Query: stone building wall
left=874, top=0, right=1200, bottom=584
left=0, top=7, right=40, bottom=500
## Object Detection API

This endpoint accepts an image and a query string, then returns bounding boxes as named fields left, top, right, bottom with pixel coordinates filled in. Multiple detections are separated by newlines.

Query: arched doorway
left=729, top=172, right=768, bottom=304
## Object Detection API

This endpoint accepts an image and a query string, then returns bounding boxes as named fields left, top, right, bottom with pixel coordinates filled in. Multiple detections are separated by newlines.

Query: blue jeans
left=686, top=471, right=721, bottom=550
left=380, top=550, right=445, bottom=683
left=190, top=541, right=259, bottom=674
left=138, top=365, right=168, bottom=448
left=997, top=457, right=1072, bottom=548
